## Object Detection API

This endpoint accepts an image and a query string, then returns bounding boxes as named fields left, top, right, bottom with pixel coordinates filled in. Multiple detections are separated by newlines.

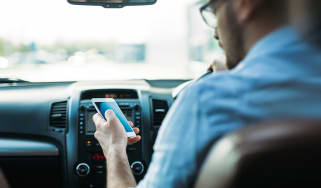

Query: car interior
left=0, top=0, right=320, bottom=188
left=0, top=79, right=178, bottom=188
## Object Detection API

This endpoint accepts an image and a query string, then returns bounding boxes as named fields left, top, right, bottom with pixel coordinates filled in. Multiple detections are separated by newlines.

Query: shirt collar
left=233, top=26, right=299, bottom=71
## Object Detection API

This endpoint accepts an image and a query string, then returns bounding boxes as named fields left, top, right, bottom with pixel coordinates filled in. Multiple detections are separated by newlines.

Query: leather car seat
left=0, top=168, right=10, bottom=188
left=195, top=120, right=321, bottom=188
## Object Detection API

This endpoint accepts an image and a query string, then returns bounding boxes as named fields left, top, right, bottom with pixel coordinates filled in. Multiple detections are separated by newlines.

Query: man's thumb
left=105, top=110, right=115, bottom=121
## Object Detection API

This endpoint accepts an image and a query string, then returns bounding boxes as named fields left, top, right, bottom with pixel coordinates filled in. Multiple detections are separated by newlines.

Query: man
left=93, top=0, right=321, bottom=187
left=288, top=0, right=321, bottom=47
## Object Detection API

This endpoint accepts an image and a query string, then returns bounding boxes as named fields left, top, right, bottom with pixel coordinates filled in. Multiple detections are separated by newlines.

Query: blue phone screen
left=95, top=101, right=134, bottom=133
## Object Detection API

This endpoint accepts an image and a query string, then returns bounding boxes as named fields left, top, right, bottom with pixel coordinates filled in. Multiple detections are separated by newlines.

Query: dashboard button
left=135, top=120, right=141, bottom=126
left=95, top=165, right=105, bottom=169
left=134, top=105, right=140, bottom=111
left=127, top=147, right=136, bottom=152
left=95, top=170, right=104, bottom=175
left=85, top=140, right=92, bottom=147
left=79, top=105, right=86, bottom=110
left=91, top=153, right=106, bottom=161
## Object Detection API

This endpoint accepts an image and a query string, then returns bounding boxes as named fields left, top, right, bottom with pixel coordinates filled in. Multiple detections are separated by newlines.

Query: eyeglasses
left=200, top=0, right=218, bottom=29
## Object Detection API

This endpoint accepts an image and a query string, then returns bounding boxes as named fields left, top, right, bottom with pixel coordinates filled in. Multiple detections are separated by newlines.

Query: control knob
left=76, top=163, right=90, bottom=177
left=131, top=161, right=144, bottom=176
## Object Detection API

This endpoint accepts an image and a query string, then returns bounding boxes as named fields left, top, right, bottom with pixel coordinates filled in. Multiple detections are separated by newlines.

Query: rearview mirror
left=68, top=0, right=157, bottom=8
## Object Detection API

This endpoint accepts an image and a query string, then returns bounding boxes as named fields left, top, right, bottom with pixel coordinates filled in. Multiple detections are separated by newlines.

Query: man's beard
left=293, top=0, right=321, bottom=48
left=226, top=57, right=240, bottom=70
left=302, top=2, right=321, bottom=48
left=224, top=4, right=246, bottom=70
left=303, top=22, right=321, bottom=48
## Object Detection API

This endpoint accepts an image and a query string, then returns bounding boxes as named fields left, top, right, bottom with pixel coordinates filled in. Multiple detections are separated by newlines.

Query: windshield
left=0, top=0, right=223, bottom=82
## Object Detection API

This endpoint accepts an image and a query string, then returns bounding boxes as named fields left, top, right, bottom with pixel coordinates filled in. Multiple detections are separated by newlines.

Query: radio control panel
left=76, top=99, right=145, bottom=188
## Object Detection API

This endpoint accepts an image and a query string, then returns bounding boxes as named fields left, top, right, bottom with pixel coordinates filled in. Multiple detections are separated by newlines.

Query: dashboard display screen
left=81, top=90, right=138, bottom=100
left=86, top=111, right=97, bottom=135
left=85, top=110, right=132, bottom=135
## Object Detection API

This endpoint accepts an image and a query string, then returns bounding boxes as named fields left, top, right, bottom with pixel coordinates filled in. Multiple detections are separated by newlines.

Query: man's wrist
left=104, top=146, right=127, bottom=159
left=104, top=145, right=137, bottom=188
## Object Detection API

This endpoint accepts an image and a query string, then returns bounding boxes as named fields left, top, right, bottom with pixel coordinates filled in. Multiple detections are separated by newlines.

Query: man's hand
left=93, top=110, right=141, bottom=156
left=207, top=56, right=227, bottom=72
left=93, top=110, right=140, bottom=188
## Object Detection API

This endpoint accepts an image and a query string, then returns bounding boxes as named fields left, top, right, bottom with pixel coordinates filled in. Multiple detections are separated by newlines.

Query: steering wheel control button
left=76, top=163, right=90, bottom=177
left=131, top=161, right=144, bottom=175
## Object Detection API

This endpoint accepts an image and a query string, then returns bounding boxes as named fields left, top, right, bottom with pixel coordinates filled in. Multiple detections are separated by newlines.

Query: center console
left=75, top=89, right=146, bottom=188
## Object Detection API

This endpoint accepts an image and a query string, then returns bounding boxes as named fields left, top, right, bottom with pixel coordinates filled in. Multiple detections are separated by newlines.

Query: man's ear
left=233, top=0, right=265, bottom=24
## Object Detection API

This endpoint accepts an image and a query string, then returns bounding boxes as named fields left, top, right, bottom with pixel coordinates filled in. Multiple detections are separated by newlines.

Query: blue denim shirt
left=137, top=27, right=321, bottom=187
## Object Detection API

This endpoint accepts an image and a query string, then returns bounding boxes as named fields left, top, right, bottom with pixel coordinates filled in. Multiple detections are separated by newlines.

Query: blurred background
left=0, top=0, right=223, bottom=82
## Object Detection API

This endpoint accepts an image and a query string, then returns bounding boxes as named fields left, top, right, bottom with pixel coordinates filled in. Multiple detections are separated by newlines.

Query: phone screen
left=92, top=100, right=135, bottom=135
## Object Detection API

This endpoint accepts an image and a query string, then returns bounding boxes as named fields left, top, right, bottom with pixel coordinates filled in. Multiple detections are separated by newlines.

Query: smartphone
left=91, top=98, right=136, bottom=138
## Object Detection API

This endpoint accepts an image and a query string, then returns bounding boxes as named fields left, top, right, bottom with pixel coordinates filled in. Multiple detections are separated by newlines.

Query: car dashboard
left=0, top=79, right=187, bottom=188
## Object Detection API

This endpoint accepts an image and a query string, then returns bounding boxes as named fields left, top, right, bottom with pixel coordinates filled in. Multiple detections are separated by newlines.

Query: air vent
left=152, top=99, right=169, bottom=127
left=50, top=101, right=68, bottom=128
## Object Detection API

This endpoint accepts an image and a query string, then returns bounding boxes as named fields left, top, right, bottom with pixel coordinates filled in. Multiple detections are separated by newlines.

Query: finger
left=128, top=135, right=141, bottom=143
left=105, top=110, right=115, bottom=122
left=93, top=113, right=104, bottom=126
left=93, top=113, right=108, bottom=131
left=207, top=62, right=215, bottom=72
left=133, top=128, right=140, bottom=134
left=128, top=121, right=134, bottom=128
left=105, top=110, right=126, bottom=132
left=128, top=136, right=141, bottom=145
left=92, top=113, right=100, bottom=124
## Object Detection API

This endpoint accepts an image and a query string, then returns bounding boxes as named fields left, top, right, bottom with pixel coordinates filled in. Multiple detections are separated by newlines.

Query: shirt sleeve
left=137, top=84, right=207, bottom=188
